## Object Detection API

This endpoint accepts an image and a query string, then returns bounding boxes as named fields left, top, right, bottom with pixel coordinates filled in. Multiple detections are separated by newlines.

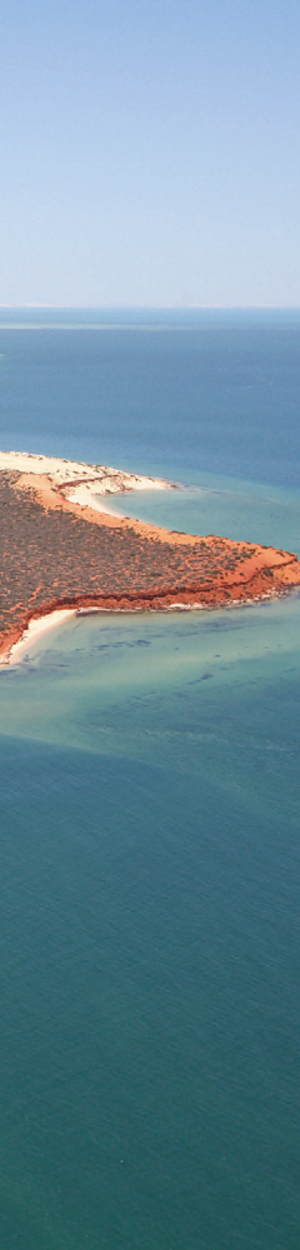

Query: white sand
left=64, top=486, right=127, bottom=517
left=4, top=610, right=76, bottom=665
left=0, top=450, right=171, bottom=495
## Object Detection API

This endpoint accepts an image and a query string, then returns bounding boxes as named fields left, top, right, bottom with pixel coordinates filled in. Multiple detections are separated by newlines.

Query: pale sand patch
left=2, top=448, right=181, bottom=537
left=0, top=450, right=171, bottom=493
left=6, top=610, right=76, bottom=665
left=64, top=485, right=126, bottom=518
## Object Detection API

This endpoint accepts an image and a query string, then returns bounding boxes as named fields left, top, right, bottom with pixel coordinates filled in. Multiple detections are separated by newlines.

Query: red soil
left=1, top=469, right=300, bottom=662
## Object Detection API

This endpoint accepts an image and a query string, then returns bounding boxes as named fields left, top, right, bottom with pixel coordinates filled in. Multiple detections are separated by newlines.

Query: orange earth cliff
left=1, top=468, right=300, bottom=661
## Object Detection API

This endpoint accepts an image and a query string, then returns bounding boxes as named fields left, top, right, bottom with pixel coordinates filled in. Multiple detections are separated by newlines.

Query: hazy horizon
left=1, top=303, right=300, bottom=312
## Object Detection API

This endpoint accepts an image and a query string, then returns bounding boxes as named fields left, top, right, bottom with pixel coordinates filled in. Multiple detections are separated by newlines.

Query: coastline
left=1, top=450, right=300, bottom=667
left=4, top=609, right=77, bottom=666
left=1, top=578, right=299, bottom=669
left=0, top=450, right=173, bottom=497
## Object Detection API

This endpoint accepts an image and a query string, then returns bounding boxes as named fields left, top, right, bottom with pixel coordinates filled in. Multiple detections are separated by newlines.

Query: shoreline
left=4, top=609, right=78, bottom=666
left=0, top=450, right=174, bottom=496
left=1, top=449, right=300, bottom=666
left=1, top=583, right=298, bottom=669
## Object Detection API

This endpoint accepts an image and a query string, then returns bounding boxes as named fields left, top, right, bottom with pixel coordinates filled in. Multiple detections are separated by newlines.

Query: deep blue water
left=1, top=307, right=300, bottom=483
left=0, top=310, right=300, bottom=1248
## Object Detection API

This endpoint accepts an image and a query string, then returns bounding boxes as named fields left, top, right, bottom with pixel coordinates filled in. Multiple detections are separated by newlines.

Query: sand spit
left=0, top=451, right=172, bottom=495
left=1, top=452, right=300, bottom=665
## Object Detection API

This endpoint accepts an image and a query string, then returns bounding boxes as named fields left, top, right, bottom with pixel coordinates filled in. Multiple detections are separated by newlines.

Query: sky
left=1, top=0, right=299, bottom=307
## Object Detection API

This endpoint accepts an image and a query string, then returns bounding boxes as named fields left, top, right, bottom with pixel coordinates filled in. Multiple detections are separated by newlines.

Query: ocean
left=0, top=309, right=300, bottom=1249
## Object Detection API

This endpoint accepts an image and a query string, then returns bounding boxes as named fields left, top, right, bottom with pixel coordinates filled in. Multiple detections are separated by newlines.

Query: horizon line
left=0, top=303, right=300, bottom=312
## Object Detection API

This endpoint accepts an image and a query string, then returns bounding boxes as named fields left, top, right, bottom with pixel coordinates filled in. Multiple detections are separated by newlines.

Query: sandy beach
left=0, top=451, right=172, bottom=495
left=6, top=609, right=77, bottom=665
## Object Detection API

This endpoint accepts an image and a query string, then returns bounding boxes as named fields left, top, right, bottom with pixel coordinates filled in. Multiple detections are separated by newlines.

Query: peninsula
left=1, top=451, right=300, bottom=664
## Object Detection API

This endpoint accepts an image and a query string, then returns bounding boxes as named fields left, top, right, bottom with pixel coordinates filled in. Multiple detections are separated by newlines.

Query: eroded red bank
left=1, top=469, right=300, bottom=662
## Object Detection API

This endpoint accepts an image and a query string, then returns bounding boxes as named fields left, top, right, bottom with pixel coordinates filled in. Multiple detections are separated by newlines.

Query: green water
left=1, top=579, right=300, bottom=1248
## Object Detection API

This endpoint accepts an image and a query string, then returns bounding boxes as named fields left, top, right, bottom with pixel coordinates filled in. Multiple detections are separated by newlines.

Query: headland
left=1, top=451, right=300, bottom=664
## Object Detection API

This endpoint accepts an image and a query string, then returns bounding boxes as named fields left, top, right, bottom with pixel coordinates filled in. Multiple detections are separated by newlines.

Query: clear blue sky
left=1, top=0, right=299, bottom=306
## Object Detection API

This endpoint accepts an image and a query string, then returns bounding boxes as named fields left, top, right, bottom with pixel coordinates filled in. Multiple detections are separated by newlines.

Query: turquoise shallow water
left=95, top=471, right=300, bottom=557
left=0, top=311, right=300, bottom=1247
left=1, top=593, right=300, bottom=1249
